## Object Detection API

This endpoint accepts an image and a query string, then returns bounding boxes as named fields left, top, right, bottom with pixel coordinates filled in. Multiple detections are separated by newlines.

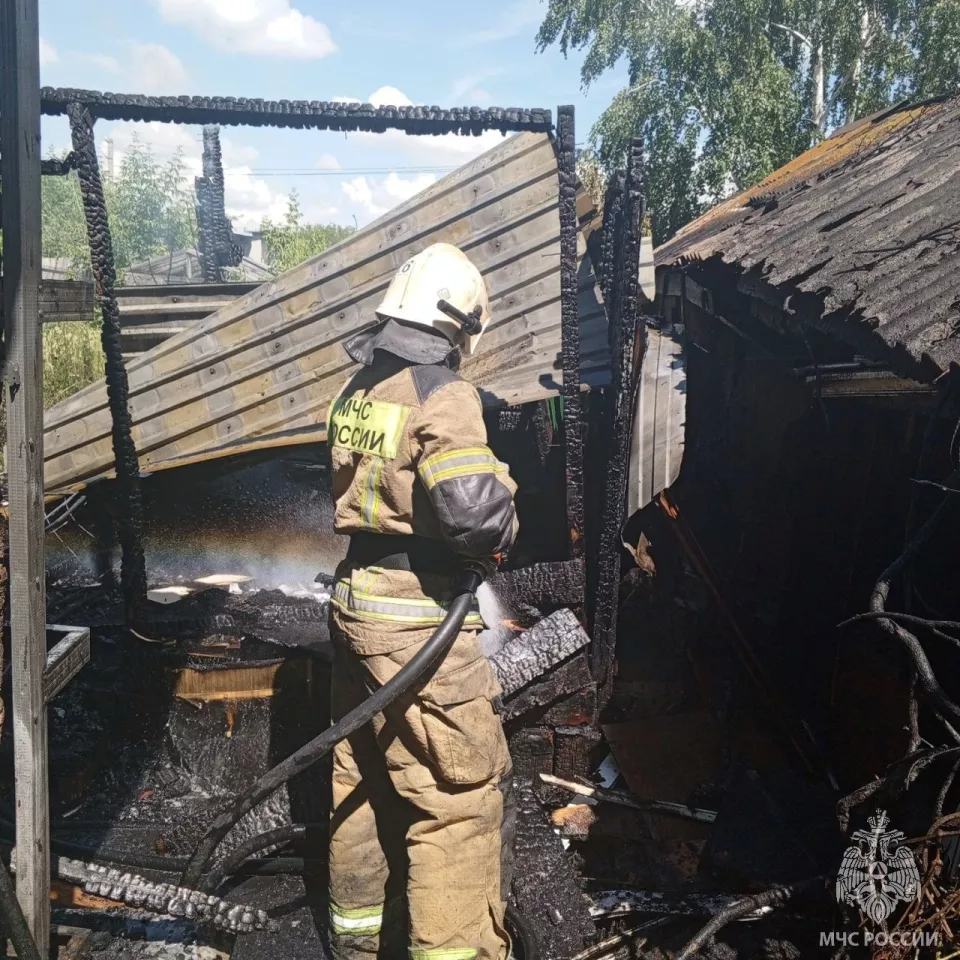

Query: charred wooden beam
left=42, top=626, right=90, bottom=703
left=42, top=88, right=553, bottom=135
left=554, top=726, right=602, bottom=780
left=195, top=126, right=240, bottom=283
left=533, top=686, right=597, bottom=727
left=586, top=889, right=772, bottom=919
left=508, top=728, right=554, bottom=780
left=489, top=560, right=585, bottom=609
left=499, top=652, right=594, bottom=722
left=597, top=172, right=625, bottom=313
left=40, top=153, right=78, bottom=176
left=67, top=103, right=147, bottom=615
left=490, top=608, right=590, bottom=697
left=37, top=858, right=273, bottom=934
left=590, top=139, right=646, bottom=695
left=512, top=778, right=596, bottom=957
left=557, top=105, right=586, bottom=569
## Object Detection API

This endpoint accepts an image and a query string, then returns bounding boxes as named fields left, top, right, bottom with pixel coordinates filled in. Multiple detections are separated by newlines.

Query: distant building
left=120, top=248, right=273, bottom=286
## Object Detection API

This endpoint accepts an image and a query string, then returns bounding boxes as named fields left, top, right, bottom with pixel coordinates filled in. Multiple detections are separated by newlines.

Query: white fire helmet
left=376, top=243, right=490, bottom=357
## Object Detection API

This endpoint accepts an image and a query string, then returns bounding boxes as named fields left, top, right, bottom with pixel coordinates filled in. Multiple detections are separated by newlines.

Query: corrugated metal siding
left=44, top=132, right=608, bottom=494
left=656, top=97, right=960, bottom=380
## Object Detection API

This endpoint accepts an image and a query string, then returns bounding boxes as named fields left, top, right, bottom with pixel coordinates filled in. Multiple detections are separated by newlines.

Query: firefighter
left=326, top=243, right=518, bottom=960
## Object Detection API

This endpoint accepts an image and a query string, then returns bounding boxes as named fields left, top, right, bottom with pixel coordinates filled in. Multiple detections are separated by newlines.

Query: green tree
left=538, top=0, right=960, bottom=242
left=260, top=192, right=355, bottom=276
left=42, top=134, right=198, bottom=278
left=39, top=136, right=199, bottom=408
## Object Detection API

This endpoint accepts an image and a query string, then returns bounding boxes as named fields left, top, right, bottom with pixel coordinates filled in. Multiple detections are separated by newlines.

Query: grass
left=43, top=321, right=105, bottom=409
left=0, top=322, right=104, bottom=473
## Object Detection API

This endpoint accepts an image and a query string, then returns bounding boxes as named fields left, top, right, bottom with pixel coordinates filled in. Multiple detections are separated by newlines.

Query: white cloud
left=459, top=0, right=542, bottom=45
left=448, top=69, right=507, bottom=104
left=341, top=171, right=436, bottom=221
left=341, top=177, right=377, bottom=216
left=367, top=86, right=413, bottom=108
left=223, top=140, right=260, bottom=167
left=343, top=86, right=510, bottom=166
left=130, top=43, right=190, bottom=94
left=78, top=52, right=121, bottom=72
left=316, top=154, right=341, bottom=171
left=225, top=166, right=290, bottom=231
left=39, top=38, right=58, bottom=67
left=155, top=0, right=337, bottom=59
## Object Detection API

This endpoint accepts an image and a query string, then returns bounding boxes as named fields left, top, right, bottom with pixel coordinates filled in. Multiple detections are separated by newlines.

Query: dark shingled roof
left=656, top=95, right=960, bottom=382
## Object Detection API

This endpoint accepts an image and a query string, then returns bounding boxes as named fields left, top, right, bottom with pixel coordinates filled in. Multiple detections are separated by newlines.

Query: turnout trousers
left=328, top=562, right=513, bottom=960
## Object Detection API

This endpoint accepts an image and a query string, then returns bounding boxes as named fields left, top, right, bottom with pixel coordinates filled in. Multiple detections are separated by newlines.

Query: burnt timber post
left=556, top=106, right=585, bottom=566
left=590, top=139, right=646, bottom=697
left=0, top=0, right=51, bottom=950
left=67, top=104, right=147, bottom=618
left=196, top=126, right=238, bottom=284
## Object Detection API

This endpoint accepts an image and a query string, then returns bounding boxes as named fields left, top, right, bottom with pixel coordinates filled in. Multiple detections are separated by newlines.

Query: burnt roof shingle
left=656, top=96, right=960, bottom=381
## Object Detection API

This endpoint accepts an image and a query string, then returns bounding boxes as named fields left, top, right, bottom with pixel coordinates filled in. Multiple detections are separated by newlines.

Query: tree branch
left=674, top=879, right=824, bottom=959
left=763, top=21, right=812, bottom=48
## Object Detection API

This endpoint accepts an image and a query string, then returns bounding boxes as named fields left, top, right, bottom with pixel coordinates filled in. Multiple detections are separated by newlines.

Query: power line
left=232, top=165, right=461, bottom=178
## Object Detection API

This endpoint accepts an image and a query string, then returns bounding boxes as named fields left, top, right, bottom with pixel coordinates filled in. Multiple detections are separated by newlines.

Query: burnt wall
left=620, top=295, right=954, bottom=793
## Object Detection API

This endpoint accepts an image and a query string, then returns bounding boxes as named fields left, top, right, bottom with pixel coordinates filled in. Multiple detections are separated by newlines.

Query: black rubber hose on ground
left=203, top=824, right=308, bottom=893
left=0, top=857, right=43, bottom=960
left=506, top=904, right=541, bottom=960
left=0, top=819, right=306, bottom=882
left=183, top=568, right=484, bottom=890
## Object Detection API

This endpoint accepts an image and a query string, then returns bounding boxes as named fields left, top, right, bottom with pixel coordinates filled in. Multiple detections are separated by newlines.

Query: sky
left=37, top=0, right=628, bottom=233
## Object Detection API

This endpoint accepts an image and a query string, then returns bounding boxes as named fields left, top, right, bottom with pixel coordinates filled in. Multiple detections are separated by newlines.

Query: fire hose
left=0, top=566, right=539, bottom=954
left=177, top=562, right=540, bottom=956
left=180, top=566, right=484, bottom=889
left=182, top=304, right=492, bottom=891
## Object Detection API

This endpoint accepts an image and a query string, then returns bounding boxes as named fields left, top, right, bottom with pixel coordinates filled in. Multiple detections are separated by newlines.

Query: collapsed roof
left=44, top=131, right=607, bottom=495
left=656, top=95, right=960, bottom=382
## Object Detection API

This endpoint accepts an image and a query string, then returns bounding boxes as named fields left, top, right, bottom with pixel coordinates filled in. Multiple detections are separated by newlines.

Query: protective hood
left=344, top=318, right=459, bottom=368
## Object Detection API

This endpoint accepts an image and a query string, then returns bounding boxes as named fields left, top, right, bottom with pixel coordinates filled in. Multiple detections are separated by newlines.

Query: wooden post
left=0, top=0, right=51, bottom=954
left=556, top=105, right=585, bottom=563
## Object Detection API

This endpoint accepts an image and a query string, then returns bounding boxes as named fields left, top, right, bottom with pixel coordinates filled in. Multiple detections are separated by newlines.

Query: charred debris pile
left=23, top=345, right=960, bottom=960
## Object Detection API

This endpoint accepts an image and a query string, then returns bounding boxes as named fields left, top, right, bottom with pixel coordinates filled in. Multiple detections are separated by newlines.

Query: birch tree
left=538, top=0, right=960, bottom=241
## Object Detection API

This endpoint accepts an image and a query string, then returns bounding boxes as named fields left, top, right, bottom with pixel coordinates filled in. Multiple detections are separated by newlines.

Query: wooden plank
left=0, top=0, right=51, bottom=952
left=626, top=321, right=687, bottom=516
left=43, top=132, right=608, bottom=494
left=0, top=280, right=95, bottom=324
left=29, top=281, right=256, bottom=325
left=115, top=280, right=261, bottom=303
left=173, top=662, right=285, bottom=701
left=38, top=281, right=95, bottom=323
left=59, top=926, right=93, bottom=959
left=799, top=368, right=933, bottom=397
left=42, top=627, right=90, bottom=703
left=118, top=300, right=236, bottom=317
